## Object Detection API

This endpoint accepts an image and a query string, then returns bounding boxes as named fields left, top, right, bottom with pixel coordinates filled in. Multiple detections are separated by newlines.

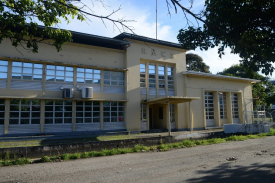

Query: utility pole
left=156, top=0, right=157, bottom=40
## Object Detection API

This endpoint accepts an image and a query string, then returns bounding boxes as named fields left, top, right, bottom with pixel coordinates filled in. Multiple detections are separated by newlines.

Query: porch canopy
left=143, top=96, right=200, bottom=135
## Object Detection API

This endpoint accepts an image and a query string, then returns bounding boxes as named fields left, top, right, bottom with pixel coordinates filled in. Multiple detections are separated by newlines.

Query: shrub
left=60, top=153, right=70, bottom=161
left=69, top=153, right=81, bottom=159
left=182, top=140, right=195, bottom=147
left=81, top=152, right=90, bottom=158
left=13, top=158, right=32, bottom=165
left=225, top=135, right=248, bottom=141
left=207, top=138, right=225, bottom=144
left=40, top=156, right=51, bottom=162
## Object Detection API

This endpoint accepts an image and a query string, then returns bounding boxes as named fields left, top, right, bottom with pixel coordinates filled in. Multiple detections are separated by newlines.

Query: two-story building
left=0, top=30, right=259, bottom=135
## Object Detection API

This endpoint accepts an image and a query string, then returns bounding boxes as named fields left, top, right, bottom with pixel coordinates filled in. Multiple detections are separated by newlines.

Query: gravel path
left=1, top=136, right=275, bottom=183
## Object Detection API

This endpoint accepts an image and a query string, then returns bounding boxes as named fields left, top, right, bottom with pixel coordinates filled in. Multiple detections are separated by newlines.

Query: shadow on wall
left=187, top=162, right=275, bottom=183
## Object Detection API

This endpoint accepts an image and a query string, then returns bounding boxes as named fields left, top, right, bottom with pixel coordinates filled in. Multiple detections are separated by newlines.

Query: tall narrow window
left=77, top=68, right=101, bottom=84
left=45, top=100, right=72, bottom=124
left=9, top=99, right=41, bottom=125
left=167, top=67, right=174, bottom=89
left=0, top=99, right=5, bottom=125
left=140, top=103, right=147, bottom=122
left=140, top=64, right=146, bottom=87
left=0, top=60, right=8, bottom=79
left=205, top=92, right=215, bottom=120
left=46, top=65, right=74, bottom=82
left=149, top=65, right=156, bottom=88
left=104, top=71, right=124, bottom=86
left=12, top=62, right=43, bottom=80
left=231, top=94, right=239, bottom=118
left=158, top=66, right=165, bottom=88
left=76, top=101, right=100, bottom=123
left=170, top=104, right=175, bottom=122
left=219, top=92, right=227, bottom=119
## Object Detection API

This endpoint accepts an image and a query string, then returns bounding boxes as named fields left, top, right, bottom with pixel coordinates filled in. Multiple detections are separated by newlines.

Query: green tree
left=0, top=0, right=132, bottom=53
left=186, top=53, right=210, bottom=73
left=217, top=64, right=275, bottom=108
left=174, top=0, right=275, bottom=75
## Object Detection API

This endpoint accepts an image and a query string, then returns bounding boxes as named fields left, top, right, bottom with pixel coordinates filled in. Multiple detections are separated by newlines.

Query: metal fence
left=245, top=111, right=275, bottom=126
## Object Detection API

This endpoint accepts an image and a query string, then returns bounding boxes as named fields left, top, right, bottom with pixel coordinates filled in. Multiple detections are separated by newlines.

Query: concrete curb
left=0, top=131, right=224, bottom=159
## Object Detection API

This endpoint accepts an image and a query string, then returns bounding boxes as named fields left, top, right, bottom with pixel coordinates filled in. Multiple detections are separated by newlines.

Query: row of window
left=205, top=92, right=239, bottom=120
left=0, top=99, right=124, bottom=125
left=140, top=63, right=174, bottom=89
left=0, top=60, right=124, bottom=86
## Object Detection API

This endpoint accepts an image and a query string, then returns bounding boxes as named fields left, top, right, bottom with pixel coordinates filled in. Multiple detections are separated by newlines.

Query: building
left=0, top=30, right=259, bottom=135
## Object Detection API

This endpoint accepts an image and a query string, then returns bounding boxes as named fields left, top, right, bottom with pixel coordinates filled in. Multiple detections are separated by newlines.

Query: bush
left=13, top=158, right=32, bottom=165
left=40, top=156, right=51, bottom=163
left=182, top=140, right=195, bottom=147
left=225, top=135, right=249, bottom=141
left=60, top=153, right=70, bottom=161
left=69, top=153, right=81, bottom=160
left=207, top=138, right=225, bottom=144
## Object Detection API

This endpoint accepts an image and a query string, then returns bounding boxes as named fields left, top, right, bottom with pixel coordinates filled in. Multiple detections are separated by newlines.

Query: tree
left=217, top=64, right=275, bottom=108
left=0, top=0, right=133, bottom=53
left=174, top=0, right=275, bottom=75
left=186, top=53, right=210, bottom=73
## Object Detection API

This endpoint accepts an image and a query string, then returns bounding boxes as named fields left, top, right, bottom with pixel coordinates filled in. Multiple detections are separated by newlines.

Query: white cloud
left=188, top=47, right=241, bottom=74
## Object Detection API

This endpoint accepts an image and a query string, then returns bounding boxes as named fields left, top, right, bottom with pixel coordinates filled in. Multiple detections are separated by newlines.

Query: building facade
left=0, top=31, right=259, bottom=135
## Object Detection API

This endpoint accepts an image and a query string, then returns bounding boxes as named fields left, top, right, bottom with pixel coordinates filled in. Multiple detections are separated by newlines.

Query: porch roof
left=144, top=96, right=200, bottom=104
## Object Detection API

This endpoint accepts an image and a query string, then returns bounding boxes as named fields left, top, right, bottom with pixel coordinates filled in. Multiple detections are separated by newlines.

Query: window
left=167, top=67, right=174, bottom=89
left=205, top=92, right=215, bottom=120
left=77, top=68, right=101, bottom=84
left=103, top=102, right=124, bottom=122
left=140, top=103, right=147, bottom=122
left=231, top=93, right=239, bottom=118
left=46, top=65, right=73, bottom=82
left=140, top=64, right=146, bottom=87
left=159, top=107, right=163, bottom=119
left=219, top=92, right=227, bottom=119
left=158, top=66, right=165, bottom=88
left=170, top=104, right=175, bottom=122
left=149, top=65, right=156, bottom=88
left=76, top=101, right=100, bottom=123
left=45, top=100, right=72, bottom=124
left=12, top=62, right=43, bottom=80
left=0, top=60, right=8, bottom=79
left=104, top=71, right=124, bottom=86
left=0, top=99, right=5, bottom=125
left=9, top=99, right=41, bottom=125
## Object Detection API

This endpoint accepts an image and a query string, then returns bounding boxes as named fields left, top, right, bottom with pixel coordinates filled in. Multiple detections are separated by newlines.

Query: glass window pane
left=77, top=68, right=85, bottom=72
left=23, top=63, right=32, bottom=67
left=34, top=69, right=42, bottom=74
left=66, top=67, right=74, bottom=71
left=12, top=62, right=22, bottom=67
left=56, top=66, right=64, bottom=70
left=0, top=66, right=7, bottom=72
left=0, top=61, right=8, bottom=65
left=47, top=65, right=55, bottom=69
left=0, top=73, right=7, bottom=79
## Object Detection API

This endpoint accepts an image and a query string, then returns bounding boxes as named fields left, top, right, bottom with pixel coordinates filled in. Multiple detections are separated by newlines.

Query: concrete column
left=156, top=63, right=159, bottom=98
left=100, top=101, right=103, bottom=130
left=227, top=92, right=233, bottom=124
left=7, top=61, right=12, bottom=89
left=165, top=64, right=168, bottom=96
left=72, top=100, right=76, bottom=131
left=4, top=99, right=10, bottom=134
left=167, top=102, right=171, bottom=136
left=214, top=91, right=220, bottom=127
left=40, top=100, right=45, bottom=133
left=146, top=103, right=150, bottom=130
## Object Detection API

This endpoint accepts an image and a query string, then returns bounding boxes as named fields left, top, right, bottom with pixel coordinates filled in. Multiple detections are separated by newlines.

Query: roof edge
left=182, top=71, right=261, bottom=83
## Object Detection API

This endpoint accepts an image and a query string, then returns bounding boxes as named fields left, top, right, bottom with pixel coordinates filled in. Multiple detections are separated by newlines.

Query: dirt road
left=1, top=137, right=275, bottom=183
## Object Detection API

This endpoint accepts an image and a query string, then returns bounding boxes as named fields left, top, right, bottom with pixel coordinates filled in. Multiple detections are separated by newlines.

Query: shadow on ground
left=187, top=162, right=275, bottom=183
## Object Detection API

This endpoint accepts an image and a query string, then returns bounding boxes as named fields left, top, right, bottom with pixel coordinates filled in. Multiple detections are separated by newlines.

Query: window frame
left=76, top=68, right=101, bottom=84
left=0, top=60, right=8, bottom=80
left=219, top=92, right=227, bottom=119
left=12, top=61, right=43, bottom=81
left=148, top=64, right=156, bottom=88
left=104, top=71, right=124, bottom=86
left=231, top=93, right=239, bottom=118
left=205, top=92, right=215, bottom=120
left=140, top=64, right=146, bottom=88
left=46, top=65, right=74, bottom=83
left=45, top=100, right=72, bottom=124
left=103, top=101, right=124, bottom=123
left=0, top=99, right=5, bottom=125
left=167, top=67, right=174, bottom=90
left=76, top=101, right=100, bottom=123
left=9, top=99, right=41, bottom=125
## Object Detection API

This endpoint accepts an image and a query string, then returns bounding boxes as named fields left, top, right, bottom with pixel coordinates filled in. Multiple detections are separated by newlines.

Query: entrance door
left=205, top=92, right=215, bottom=127
left=149, top=108, right=153, bottom=129
left=231, top=93, right=240, bottom=123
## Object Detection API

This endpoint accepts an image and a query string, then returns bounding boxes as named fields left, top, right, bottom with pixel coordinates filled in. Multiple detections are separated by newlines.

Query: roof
left=182, top=71, right=261, bottom=83
left=114, top=33, right=185, bottom=50
left=144, top=96, right=200, bottom=104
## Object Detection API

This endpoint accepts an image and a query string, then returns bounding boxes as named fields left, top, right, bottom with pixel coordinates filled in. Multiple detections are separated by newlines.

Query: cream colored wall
left=185, top=76, right=253, bottom=129
left=126, top=39, right=187, bottom=131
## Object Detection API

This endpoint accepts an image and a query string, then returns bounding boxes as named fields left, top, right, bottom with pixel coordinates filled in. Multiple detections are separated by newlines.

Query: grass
left=1, top=128, right=275, bottom=167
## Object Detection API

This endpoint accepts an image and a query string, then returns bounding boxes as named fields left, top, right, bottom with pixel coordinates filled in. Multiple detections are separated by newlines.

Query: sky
left=54, top=0, right=271, bottom=76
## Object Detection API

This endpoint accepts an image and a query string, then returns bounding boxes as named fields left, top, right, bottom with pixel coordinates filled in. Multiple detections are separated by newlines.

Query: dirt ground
left=0, top=136, right=275, bottom=183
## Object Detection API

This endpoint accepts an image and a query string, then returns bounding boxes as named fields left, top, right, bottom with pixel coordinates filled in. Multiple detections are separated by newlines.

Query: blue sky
left=56, top=0, right=272, bottom=76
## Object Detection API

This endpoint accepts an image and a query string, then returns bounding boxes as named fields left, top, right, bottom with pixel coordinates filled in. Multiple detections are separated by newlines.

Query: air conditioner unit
left=63, top=88, right=73, bottom=98
left=82, top=87, right=93, bottom=98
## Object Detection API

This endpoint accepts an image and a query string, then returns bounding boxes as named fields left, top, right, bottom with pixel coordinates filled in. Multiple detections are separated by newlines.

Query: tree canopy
left=217, top=64, right=275, bottom=108
left=186, top=53, right=210, bottom=73
left=177, top=0, right=275, bottom=75
left=0, top=0, right=133, bottom=53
